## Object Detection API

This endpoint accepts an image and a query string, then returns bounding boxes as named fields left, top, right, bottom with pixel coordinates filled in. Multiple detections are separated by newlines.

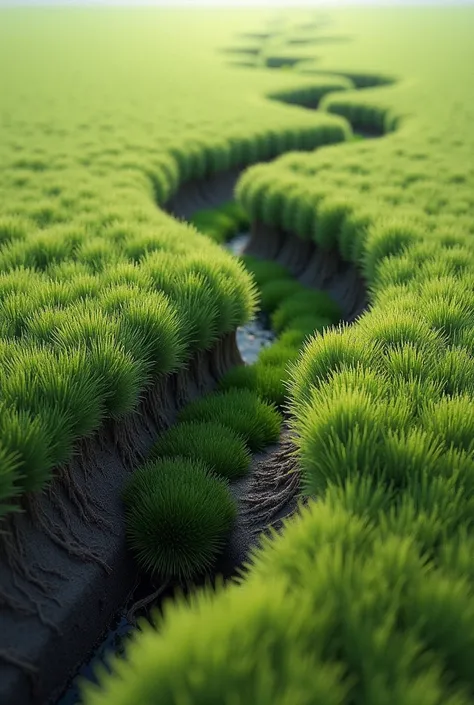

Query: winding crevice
left=49, top=25, right=390, bottom=704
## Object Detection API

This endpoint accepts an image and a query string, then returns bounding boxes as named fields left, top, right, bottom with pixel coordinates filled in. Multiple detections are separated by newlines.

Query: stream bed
left=57, top=232, right=276, bottom=704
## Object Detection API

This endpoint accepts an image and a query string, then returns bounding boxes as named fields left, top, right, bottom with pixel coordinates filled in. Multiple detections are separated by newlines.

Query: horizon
left=1, top=0, right=474, bottom=7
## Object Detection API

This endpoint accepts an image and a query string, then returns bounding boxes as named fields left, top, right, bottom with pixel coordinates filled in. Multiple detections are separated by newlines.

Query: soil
left=0, top=334, right=242, bottom=705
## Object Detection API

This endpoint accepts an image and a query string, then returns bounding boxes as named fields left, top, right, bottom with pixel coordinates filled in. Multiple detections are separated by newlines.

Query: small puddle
left=226, top=232, right=276, bottom=364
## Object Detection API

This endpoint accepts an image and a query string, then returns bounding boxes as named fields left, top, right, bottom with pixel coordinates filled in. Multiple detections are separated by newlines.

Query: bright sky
left=1, top=0, right=471, bottom=6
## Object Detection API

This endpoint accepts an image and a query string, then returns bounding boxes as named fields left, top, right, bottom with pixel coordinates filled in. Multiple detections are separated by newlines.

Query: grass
left=122, top=457, right=237, bottom=581
left=1, top=4, right=474, bottom=702
left=189, top=201, right=250, bottom=245
left=178, top=389, right=282, bottom=452
left=81, top=5, right=474, bottom=699
left=0, top=8, right=351, bottom=515
left=151, top=421, right=251, bottom=481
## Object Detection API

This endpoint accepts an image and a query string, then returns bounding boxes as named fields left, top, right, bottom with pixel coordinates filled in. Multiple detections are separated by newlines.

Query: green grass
left=219, top=362, right=288, bottom=408
left=0, top=8, right=350, bottom=515
left=189, top=201, right=250, bottom=244
left=122, top=457, right=237, bottom=581
left=82, top=6, right=474, bottom=700
left=178, top=389, right=282, bottom=452
left=2, top=4, right=474, bottom=702
left=151, top=421, right=251, bottom=481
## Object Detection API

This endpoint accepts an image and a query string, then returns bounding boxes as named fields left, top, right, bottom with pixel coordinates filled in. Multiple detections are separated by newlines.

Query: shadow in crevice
left=220, top=45, right=261, bottom=57
left=299, top=68, right=396, bottom=89
left=287, top=35, right=352, bottom=46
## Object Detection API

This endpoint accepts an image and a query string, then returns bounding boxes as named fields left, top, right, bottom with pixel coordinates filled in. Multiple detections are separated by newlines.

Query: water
left=227, top=232, right=276, bottom=364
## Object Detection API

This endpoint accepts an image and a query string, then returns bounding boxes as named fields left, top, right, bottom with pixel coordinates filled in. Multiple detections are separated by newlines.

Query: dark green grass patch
left=189, top=201, right=249, bottom=245
left=259, top=278, right=303, bottom=313
left=239, top=255, right=292, bottom=288
left=271, top=290, right=341, bottom=333
left=178, top=389, right=282, bottom=451
left=258, top=342, right=300, bottom=368
left=151, top=421, right=251, bottom=481
left=190, top=209, right=236, bottom=245
left=123, top=457, right=237, bottom=581
left=219, top=363, right=288, bottom=408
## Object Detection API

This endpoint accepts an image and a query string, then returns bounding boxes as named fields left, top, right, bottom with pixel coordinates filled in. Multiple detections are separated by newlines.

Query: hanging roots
left=241, top=433, right=303, bottom=535
left=0, top=525, right=61, bottom=631
left=26, top=494, right=112, bottom=574
left=125, top=581, right=172, bottom=626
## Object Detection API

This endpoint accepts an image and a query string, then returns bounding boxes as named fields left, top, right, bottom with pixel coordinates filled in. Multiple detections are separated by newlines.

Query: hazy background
left=1, top=0, right=473, bottom=6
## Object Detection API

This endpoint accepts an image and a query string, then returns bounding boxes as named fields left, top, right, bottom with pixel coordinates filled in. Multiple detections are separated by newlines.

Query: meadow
left=1, top=4, right=474, bottom=705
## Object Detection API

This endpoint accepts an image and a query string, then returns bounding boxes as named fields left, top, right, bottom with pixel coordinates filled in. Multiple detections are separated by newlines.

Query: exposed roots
left=125, top=581, right=172, bottom=626
left=0, top=649, right=38, bottom=674
left=241, top=436, right=303, bottom=534
left=56, top=462, right=113, bottom=532
left=0, top=589, right=39, bottom=619
left=0, top=649, right=40, bottom=702
left=0, top=531, right=61, bottom=631
left=26, top=495, right=112, bottom=575
left=1, top=519, right=61, bottom=607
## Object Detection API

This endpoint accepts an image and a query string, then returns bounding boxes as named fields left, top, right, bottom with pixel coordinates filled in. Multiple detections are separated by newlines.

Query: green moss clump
left=179, top=389, right=282, bottom=452
left=123, top=457, right=237, bottom=581
left=151, top=421, right=251, bottom=480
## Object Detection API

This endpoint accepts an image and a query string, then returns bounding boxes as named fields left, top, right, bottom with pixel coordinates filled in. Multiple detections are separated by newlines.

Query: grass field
left=1, top=4, right=474, bottom=704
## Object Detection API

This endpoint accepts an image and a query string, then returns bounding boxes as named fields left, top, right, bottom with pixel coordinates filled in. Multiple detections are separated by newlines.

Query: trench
left=54, top=41, right=395, bottom=705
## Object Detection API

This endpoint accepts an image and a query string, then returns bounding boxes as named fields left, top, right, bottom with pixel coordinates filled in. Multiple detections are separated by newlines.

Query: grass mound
left=259, top=278, right=303, bottom=313
left=151, top=421, right=251, bottom=480
left=178, top=389, right=282, bottom=451
left=219, top=363, right=288, bottom=408
left=271, top=290, right=340, bottom=333
left=122, top=457, right=237, bottom=581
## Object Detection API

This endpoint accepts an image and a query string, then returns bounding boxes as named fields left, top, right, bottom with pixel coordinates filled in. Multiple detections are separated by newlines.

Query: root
left=0, top=649, right=38, bottom=675
left=0, top=589, right=38, bottom=619
left=27, top=495, right=112, bottom=574
left=56, top=463, right=113, bottom=532
left=0, top=649, right=40, bottom=701
left=0, top=535, right=60, bottom=631
left=241, top=436, right=302, bottom=532
left=125, top=581, right=171, bottom=626
left=1, top=520, right=61, bottom=607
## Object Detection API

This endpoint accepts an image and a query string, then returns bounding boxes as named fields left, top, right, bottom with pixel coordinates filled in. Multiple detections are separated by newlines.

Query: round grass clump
left=284, top=315, right=331, bottom=337
left=420, top=394, right=474, bottom=453
left=278, top=328, right=313, bottom=348
left=189, top=209, right=235, bottom=244
left=288, top=325, right=381, bottom=410
left=254, top=363, right=288, bottom=408
left=271, top=290, right=340, bottom=333
left=220, top=364, right=288, bottom=408
left=240, top=256, right=292, bottom=288
left=258, top=342, right=300, bottom=368
left=219, top=365, right=258, bottom=394
left=219, top=200, right=250, bottom=230
left=178, top=389, right=282, bottom=452
left=151, top=421, right=251, bottom=480
left=118, top=291, right=188, bottom=375
left=123, top=457, right=237, bottom=580
left=259, top=279, right=303, bottom=313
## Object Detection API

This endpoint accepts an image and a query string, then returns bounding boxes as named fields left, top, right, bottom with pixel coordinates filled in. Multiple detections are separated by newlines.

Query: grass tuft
left=123, top=457, right=237, bottom=580
left=179, top=389, right=282, bottom=451
left=151, top=421, right=251, bottom=480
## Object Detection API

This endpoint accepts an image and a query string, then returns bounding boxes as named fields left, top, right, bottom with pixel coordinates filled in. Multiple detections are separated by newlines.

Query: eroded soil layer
left=0, top=333, right=242, bottom=705
left=167, top=169, right=368, bottom=323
